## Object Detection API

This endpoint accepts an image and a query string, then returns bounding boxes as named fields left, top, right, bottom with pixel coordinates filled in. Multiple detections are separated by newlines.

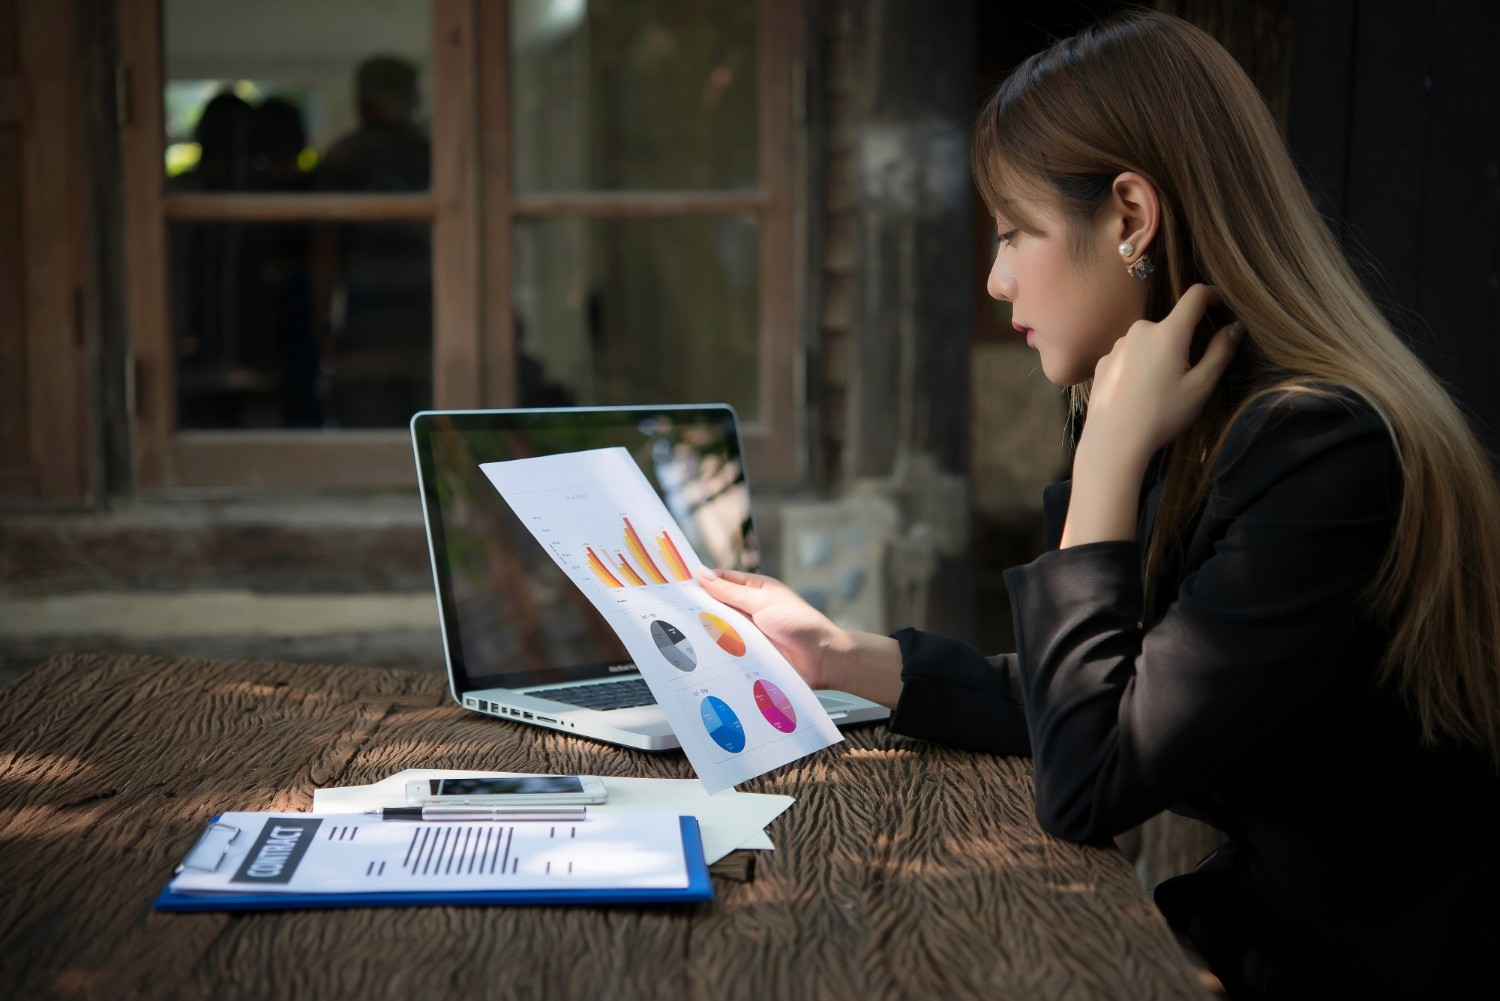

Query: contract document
left=166, top=810, right=695, bottom=897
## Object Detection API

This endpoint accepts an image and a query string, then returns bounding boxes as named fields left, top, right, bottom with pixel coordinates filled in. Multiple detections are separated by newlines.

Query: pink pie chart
left=752, top=679, right=797, bottom=733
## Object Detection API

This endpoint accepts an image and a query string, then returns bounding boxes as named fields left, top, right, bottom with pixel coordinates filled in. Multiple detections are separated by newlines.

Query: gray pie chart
left=650, top=619, right=697, bottom=672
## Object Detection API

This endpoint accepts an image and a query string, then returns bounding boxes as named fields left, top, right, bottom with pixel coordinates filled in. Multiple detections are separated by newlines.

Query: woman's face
left=987, top=200, right=1150, bottom=385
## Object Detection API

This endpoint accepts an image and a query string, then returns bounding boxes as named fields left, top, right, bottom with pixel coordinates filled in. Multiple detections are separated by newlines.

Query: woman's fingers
left=697, top=569, right=784, bottom=614
left=1173, top=283, right=1223, bottom=313
left=1156, top=283, right=1224, bottom=358
left=1185, top=321, right=1242, bottom=393
left=1083, top=285, right=1241, bottom=458
left=1111, top=283, right=1222, bottom=368
left=697, top=568, right=835, bottom=686
left=1168, top=283, right=1224, bottom=327
left=698, top=567, right=770, bottom=589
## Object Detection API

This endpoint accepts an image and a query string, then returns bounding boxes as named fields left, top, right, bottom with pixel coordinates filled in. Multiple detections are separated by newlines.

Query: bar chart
left=585, top=517, right=695, bottom=589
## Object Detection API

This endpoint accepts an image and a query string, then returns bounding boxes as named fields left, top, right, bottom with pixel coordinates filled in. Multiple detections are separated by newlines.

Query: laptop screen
left=411, top=405, right=761, bottom=694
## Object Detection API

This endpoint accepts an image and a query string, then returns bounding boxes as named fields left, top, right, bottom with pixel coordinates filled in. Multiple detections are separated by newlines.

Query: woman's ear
left=1107, top=171, right=1160, bottom=258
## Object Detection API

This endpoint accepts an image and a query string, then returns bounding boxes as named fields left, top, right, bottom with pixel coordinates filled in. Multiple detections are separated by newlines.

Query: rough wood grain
left=0, top=653, right=1207, bottom=1000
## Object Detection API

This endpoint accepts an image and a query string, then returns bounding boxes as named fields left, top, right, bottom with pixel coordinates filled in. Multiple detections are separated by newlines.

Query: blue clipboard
left=155, top=815, right=713, bottom=912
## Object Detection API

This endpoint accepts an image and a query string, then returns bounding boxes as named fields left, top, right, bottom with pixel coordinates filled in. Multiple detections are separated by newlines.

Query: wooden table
left=0, top=653, right=1208, bottom=1000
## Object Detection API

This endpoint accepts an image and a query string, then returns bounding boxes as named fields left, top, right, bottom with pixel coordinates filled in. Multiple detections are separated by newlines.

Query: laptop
left=410, top=404, right=891, bottom=751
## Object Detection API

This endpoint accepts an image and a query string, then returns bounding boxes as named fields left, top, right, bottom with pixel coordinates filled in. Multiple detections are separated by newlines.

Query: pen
left=367, top=806, right=588, bottom=822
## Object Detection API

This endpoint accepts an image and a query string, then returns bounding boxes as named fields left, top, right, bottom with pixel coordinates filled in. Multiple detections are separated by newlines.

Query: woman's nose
left=987, top=257, right=1015, bottom=301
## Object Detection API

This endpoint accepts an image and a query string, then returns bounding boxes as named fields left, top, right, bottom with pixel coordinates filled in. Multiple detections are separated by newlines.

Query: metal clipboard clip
left=176, top=821, right=241, bottom=875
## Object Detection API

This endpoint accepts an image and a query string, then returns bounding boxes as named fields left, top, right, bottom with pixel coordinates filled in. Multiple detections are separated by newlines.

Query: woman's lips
left=1013, top=321, right=1034, bottom=345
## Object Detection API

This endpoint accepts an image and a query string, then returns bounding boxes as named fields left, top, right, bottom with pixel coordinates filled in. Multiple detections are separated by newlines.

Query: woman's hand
left=696, top=569, right=842, bottom=689
left=1083, top=283, right=1241, bottom=462
left=1061, top=284, right=1241, bottom=548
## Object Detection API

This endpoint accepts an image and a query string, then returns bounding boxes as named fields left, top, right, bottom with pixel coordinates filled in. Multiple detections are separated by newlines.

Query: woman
left=700, top=12, right=1500, bottom=999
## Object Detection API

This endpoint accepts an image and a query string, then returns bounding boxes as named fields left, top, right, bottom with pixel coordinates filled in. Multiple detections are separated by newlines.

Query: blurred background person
left=312, top=54, right=433, bottom=427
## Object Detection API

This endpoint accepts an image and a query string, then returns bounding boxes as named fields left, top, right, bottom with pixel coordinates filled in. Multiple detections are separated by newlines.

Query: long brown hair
left=972, top=11, right=1500, bottom=768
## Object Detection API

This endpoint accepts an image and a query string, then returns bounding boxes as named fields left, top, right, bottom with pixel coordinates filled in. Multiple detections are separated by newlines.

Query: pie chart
left=752, top=679, right=798, bottom=733
left=699, top=695, right=746, bottom=753
left=649, top=619, right=697, bottom=672
left=698, top=611, right=747, bottom=657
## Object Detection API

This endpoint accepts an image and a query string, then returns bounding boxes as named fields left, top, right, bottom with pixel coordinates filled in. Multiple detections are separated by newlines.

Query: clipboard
left=155, top=815, right=713, bottom=912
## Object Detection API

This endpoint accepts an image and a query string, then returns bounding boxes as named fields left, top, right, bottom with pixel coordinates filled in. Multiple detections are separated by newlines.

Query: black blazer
left=888, top=389, right=1500, bottom=999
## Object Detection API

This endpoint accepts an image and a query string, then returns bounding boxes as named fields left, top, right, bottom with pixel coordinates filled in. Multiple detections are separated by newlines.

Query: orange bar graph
left=656, top=531, right=691, bottom=582
left=622, top=518, right=669, bottom=584
left=585, top=546, right=623, bottom=588
left=584, top=519, right=692, bottom=588
left=614, top=554, right=647, bottom=587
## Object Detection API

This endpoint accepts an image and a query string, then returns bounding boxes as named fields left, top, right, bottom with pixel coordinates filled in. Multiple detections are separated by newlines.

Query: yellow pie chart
left=698, top=611, right=747, bottom=657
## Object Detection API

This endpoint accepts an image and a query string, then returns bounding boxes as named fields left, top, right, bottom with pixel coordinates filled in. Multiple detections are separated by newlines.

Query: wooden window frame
left=119, top=0, right=478, bottom=491
left=119, top=0, right=801, bottom=491
left=479, top=0, right=803, bottom=484
left=1, top=0, right=95, bottom=505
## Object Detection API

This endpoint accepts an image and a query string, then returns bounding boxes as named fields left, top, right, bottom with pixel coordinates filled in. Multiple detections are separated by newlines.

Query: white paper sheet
left=480, top=448, right=842, bottom=793
left=170, top=810, right=690, bottom=895
left=312, top=769, right=793, bottom=864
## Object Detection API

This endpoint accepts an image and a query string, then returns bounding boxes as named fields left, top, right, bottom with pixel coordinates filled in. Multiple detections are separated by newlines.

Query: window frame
left=119, top=0, right=801, bottom=491
left=1, top=0, right=95, bottom=504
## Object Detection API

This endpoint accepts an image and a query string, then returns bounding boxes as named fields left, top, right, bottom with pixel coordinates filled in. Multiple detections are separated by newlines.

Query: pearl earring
left=1119, top=240, right=1155, bottom=280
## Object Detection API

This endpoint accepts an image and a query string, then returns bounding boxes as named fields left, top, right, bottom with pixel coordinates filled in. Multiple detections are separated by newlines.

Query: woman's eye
left=996, top=229, right=1019, bottom=249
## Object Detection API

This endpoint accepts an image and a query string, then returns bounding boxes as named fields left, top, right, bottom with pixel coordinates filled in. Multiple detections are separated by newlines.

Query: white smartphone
left=404, top=775, right=608, bottom=806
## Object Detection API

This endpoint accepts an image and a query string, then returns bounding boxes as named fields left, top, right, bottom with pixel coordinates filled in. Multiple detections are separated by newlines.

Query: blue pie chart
left=699, top=695, right=746, bottom=753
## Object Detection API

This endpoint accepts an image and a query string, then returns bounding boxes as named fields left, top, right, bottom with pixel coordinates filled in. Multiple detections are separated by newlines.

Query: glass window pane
left=510, top=0, right=758, bottom=193
left=170, top=220, right=432, bottom=429
left=513, top=215, right=759, bottom=419
left=162, top=1, right=431, bottom=191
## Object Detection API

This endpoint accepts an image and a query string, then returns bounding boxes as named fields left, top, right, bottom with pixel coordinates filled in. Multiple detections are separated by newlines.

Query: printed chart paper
left=169, top=811, right=690, bottom=895
left=481, top=447, right=842, bottom=793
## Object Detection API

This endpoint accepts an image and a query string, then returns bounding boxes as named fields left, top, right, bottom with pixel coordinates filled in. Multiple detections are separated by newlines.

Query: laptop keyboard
left=535, top=678, right=657, bottom=711
left=532, top=679, right=855, bottom=715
